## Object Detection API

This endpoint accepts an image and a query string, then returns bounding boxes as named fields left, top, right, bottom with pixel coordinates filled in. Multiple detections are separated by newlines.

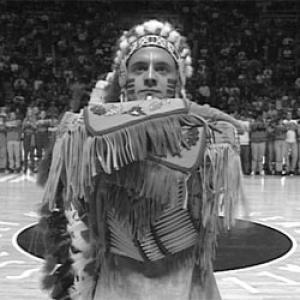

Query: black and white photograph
left=0, top=0, right=299, bottom=299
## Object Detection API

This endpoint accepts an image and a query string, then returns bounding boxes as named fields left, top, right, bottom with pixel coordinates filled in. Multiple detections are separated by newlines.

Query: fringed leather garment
left=37, top=98, right=245, bottom=300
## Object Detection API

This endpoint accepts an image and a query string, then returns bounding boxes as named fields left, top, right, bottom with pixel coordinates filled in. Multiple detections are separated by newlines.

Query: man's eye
left=156, top=66, right=168, bottom=74
left=133, top=65, right=147, bottom=73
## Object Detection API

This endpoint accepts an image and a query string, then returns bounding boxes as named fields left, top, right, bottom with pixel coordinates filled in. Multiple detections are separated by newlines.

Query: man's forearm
left=189, top=102, right=245, bottom=133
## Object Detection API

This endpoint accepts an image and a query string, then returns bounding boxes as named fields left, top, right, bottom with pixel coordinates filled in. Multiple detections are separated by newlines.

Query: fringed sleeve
left=37, top=111, right=94, bottom=300
left=191, top=111, right=247, bottom=282
left=189, top=101, right=246, bottom=134
left=187, top=103, right=247, bottom=228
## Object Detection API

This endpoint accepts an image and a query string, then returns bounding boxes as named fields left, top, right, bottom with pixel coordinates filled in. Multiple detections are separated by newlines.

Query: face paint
left=167, top=79, right=177, bottom=85
left=126, top=47, right=178, bottom=101
left=166, top=78, right=177, bottom=98
left=126, top=78, right=135, bottom=90
left=148, top=52, right=154, bottom=79
left=125, top=78, right=136, bottom=98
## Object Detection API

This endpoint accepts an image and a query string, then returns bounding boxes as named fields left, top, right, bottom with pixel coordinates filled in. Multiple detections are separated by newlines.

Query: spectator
left=48, top=115, right=59, bottom=146
left=249, top=113, right=267, bottom=175
left=0, top=107, right=8, bottom=172
left=47, top=101, right=59, bottom=119
left=283, top=111, right=298, bottom=175
left=6, top=111, right=22, bottom=173
left=238, top=110, right=251, bottom=175
left=35, top=110, right=51, bottom=168
left=265, top=116, right=277, bottom=175
left=273, top=116, right=287, bottom=175
left=22, top=107, right=37, bottom=173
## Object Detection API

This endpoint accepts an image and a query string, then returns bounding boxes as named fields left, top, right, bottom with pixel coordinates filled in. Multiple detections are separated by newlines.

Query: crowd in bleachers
left=0, top=1, right=299, bottom=174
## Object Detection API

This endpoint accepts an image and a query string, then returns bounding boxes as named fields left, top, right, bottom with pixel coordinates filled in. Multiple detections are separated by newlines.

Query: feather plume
left=128, top=36, right=136, bottom=44
left=119, top=39, right=129, bottom=51
left=144, top=20, right=162, bottom=33
left=185, top=55, right=192, bottom=65
left=181, top=48, right=189, bottom=58
left=168, top=30, right=180, bottom=43
left=160, top=23, right=172, bottom=37
left=135, top=25, right=145, bottom=36
left=186, top=66, right=193, bottom=77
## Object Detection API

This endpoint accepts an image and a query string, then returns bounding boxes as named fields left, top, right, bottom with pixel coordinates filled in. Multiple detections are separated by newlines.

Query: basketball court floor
left=0, top=172, right=300, bottom=300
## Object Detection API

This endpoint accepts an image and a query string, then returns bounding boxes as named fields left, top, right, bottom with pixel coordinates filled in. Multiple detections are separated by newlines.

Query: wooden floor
left=0, top=173, right=300, bottom=300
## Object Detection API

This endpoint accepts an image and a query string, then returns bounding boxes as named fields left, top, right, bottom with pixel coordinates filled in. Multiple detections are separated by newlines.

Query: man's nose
left=144, top=64, right=157, bottom=87
left=144, top=77, right=157, bottom=87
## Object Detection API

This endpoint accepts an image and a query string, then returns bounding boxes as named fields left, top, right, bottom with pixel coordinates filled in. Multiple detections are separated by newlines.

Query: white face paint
left=148, top=51, right=154, bottom=80
left=126, top=47, right=178, bottom=101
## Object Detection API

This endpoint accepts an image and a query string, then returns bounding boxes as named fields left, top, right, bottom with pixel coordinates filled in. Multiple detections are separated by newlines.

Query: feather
left=135, top=25, right=145, bottom=36
left=186, top=66, right=193, bottom=78
left=144, top=20, right=163, bottom=33
left=181, top=48, right=189, bottom=58
left=160, top=23, right=172, bottom=37
left=168, top=30, right=180, bottom=43
left=119, top=39, right=129, bottom=51
left=185, top=55, right=192, bottom=65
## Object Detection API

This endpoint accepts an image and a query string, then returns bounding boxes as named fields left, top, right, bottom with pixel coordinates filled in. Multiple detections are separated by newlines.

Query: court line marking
left=10, top=175, right=27, bottom=183
left=12, top=222, right=44, bottom=263
left=0, top=174, right=19, bottom=182
left=0, top=227, right=11, bottom=231
left=23, top=212, right=39, bottom=218
left=259, top=216, right=284, bottom=221
left=10, top=215, right=299, bottom=279
left=0, top=221, right=19, bottom=226
left=278, top=264, right=300, bottom=273
left=275, top=222, right=300, bottom=228
left=0, top=251, right=9, bottom=257
left=216, top=218, right=297, bottom=275
left=0, top=260, right=25, bottom=268
left=6, top=268, right=40, bottom=280
left=258, top=271, right=299, bottom=285
left=222, top=277, right=259, bottom=293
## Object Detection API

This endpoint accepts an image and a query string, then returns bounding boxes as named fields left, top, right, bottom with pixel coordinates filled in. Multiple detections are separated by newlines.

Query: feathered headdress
left=115, top=20, right=193, bottom=93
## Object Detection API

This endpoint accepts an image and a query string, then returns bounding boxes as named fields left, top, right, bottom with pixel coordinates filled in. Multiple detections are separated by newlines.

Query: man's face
left=126, top=47, right=178, bottom=101
left=27, top=107, right=33, bottom=117
left=40, top=111, right=46, bottom=119
left=10, top=112, right=16, bottom=120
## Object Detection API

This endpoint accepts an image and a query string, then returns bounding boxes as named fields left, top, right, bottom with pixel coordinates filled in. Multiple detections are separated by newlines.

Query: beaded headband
left=125, top=35, right=181, bottom=65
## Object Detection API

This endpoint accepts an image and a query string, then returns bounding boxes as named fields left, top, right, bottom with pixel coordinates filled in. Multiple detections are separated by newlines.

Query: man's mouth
left=139, top=89, right=160, bottom=94
left=138, top=90, right=161, bottom=100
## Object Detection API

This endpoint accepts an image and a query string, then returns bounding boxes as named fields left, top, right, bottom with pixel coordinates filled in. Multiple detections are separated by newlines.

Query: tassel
left=42, top=137, right=65, bottom=210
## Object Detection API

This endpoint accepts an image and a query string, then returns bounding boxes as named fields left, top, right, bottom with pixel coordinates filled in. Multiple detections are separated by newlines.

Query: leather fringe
left=38, top=111, right=245, bottom=296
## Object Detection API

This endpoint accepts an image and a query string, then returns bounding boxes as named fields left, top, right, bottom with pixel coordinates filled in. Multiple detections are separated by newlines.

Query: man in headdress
left=38, top=20, right=245, bottom=300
